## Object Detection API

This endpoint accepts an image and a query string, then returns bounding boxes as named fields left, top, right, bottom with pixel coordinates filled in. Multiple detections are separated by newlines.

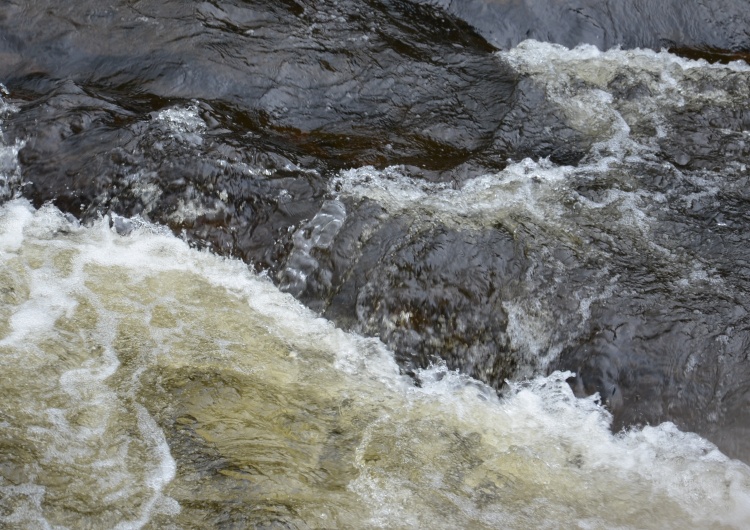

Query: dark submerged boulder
left=420, top=0, right=750, bottom=61
left=2, top=0, right=750, bottom=463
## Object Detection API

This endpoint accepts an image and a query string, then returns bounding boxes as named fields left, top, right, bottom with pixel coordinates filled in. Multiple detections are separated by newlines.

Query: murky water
left=1, top=200, right=749, bottom=528
left=2, top=0, right=750, bottom=526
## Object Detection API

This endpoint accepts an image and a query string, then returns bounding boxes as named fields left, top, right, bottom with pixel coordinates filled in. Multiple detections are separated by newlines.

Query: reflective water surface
left=2, top=1, right=750, bottom=526
left=423, top=0, right=750, bottom=60
left=1, top=201, right=749, bottom=528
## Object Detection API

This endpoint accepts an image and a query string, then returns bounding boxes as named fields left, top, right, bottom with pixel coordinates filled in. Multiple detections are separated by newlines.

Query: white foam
left=2, top=199, right=749, bottom=528
left=0, top=199, right=35, bottom=253
left=166, top=196, right=226, bottom=224
left=0, top=201, right=182, bottom=529
left=0, top=86, right=23, bottom=202
left=332, top=158, right=569, bottom=228
left=0, top=483, right=53, bottom=529
left=155, top=104, right=206, bottom=136
left=412, top=367, right=750, bottom=528
left=500, top=39, right=750, bottom=160
left=502, top=40, right=750, bottom=75
left=112, top=405, right=179, bottom=530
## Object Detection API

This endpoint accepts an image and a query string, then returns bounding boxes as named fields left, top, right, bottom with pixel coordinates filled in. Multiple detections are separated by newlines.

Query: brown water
left=1, top=200, right=749, bottom=528
left=2, top=1, right=750, bottom=526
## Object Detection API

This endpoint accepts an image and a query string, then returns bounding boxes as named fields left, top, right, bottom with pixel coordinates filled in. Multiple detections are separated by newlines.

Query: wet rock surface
left=1, top=0, right=577, bottom=178
left=2, top=0, right=750, bottom=462
left=422, top=0, right=750, bottom=60
left=326, top=214, right=529, bottom=381
left=0, top=0, right=593, bottom=263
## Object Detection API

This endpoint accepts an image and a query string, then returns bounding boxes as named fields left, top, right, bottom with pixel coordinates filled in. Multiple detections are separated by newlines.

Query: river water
left=2, top=0, right=750, bottom=528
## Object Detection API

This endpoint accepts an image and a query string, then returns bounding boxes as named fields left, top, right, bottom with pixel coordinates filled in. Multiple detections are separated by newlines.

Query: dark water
left=423, top=0, right=750, bottom=61
left=5, top=201, right=750, bottom=528
left=1, top=0, right=750, bottom=498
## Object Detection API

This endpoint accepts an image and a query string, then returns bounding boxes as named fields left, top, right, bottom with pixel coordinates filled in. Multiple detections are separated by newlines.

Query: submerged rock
left=0, top=0, right=593, bottom=267
left=422, top=0, right=750, bottom=60
left=1, top=0, right=590, bottom=183
left=2, top=0, right=750, bottom=463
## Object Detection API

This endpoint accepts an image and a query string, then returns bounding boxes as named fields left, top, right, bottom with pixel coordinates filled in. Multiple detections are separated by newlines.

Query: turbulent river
left=2, top=0, right=750, bottom=528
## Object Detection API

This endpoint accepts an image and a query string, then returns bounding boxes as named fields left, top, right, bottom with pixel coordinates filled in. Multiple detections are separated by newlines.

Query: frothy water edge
left=1, top=199, right=749, bottom=528
left=2, top=39, right=750, bottom=528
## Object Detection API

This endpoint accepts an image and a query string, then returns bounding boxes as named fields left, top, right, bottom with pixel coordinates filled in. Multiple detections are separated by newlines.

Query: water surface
left=2, top=1, right=750, bottom=526
left=1, top=200, right=749, bottom=528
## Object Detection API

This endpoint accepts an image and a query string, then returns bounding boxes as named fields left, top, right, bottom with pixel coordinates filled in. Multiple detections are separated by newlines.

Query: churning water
left=1, top=199, right=749, bottom=528
left=2, top=0, right=750, bottom=527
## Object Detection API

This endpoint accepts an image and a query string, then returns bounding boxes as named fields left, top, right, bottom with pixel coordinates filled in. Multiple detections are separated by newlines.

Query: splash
left=0, top=199, right=749, bottom=528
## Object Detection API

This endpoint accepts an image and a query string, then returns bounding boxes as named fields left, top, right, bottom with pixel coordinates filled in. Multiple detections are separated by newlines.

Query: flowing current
left=1, top=201, right=749, bottom=529
left=2, top=0, right=750, bottom=527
